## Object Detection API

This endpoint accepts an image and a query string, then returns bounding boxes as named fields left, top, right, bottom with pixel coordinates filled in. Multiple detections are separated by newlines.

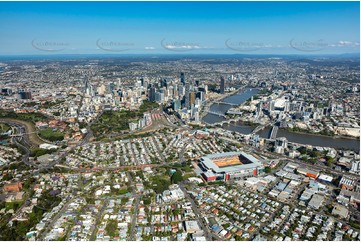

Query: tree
left=325, top=156, right=335, bottom=167
left=265, top=167, right=272, bottom=173
left=309, top=150, right=320, bottom=158
left=297, top=147, right=307, bottom=155
left=105, top=220, right=118, bottom=237
left=143, top=198, right=151, bottom=205
left=171, top=170, right=183, bottom=184
left=151, top=175, right=170, bottom=194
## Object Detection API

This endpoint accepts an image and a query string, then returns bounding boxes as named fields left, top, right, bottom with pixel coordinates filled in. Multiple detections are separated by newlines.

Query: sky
left=0, top=1, right=359, bottom=55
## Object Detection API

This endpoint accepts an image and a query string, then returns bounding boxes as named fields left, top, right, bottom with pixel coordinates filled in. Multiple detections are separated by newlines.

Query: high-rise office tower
left=178, top=83, right=184, bottom=97
left=270, top=100, right=275, bottom=112
left=108, top=83, right=115, bottom=93
left=172, top=99, right=181, bottom=111
left=84, top=78, right=90, bottom=92
left=180, top=72, right=185, bottom=84
left=184, top=82, right=190, bottom=109
left=1, top=88, right=12, bottom=96
left=148, top=85, right=156, bottom=102
left=190, top=91, right=196, bottom=107
left=257, top=101, right=263, bottom=114
left=220, top=76, right=225, bottom=94
left=196, top=91, right=204, bottom=101
left=162, top=78, right=168, bottom=88
left=284, top=101, right=290, bottom=112
left=19, top=91, right=32, bottom=100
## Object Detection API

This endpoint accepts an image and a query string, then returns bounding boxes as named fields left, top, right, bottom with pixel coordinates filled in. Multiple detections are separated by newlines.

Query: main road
left=179, top=182, right=217, bottom=241
left=89, top=198, right=109, bottom=241
left=39, top=110, right=104, bottom=172
left=127, top=172, right=140, bottom=241
left=38, top=196, right=74, bottom=240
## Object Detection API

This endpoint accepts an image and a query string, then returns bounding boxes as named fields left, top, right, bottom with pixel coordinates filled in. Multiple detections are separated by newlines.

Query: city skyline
left=0, top=1, right=360, bottom=241
left=0, top=1, right=359, bottom=55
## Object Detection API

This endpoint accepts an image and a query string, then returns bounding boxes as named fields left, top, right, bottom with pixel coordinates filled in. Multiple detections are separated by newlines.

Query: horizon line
left=0, top=52, right=359, bottom=57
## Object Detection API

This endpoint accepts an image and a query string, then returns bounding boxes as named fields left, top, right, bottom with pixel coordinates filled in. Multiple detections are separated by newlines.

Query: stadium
left=198, top=151, right=265, bottom=182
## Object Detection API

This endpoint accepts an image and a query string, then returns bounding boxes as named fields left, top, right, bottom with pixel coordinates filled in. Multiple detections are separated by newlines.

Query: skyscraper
left=148, top=85, right=156, bottom=102
left=220, top=76, right=225, bottom=94
left=184, top=82, right=190, bottom=109
left=270, top=100, right=275, bottom=112
left=196, top=91, right=204, bottom=101
left=178, top=83, right=184, bottom=97
left=172, top=99, right=181, bottom=111
left=1, top=88, right=12, bottom=96
left=180, top=72, right=185, bottom=84
left=19, top=91, right=32, bottom=100
left=189, top=91, right=196, bottom=107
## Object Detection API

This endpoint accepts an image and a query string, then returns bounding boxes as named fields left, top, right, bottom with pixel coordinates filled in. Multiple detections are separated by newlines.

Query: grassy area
left=38, top=128, right=64, bottom=142
left=91, top=101, right=159, bottom=138
left=0, top=123, right=11, bottom=133
left=0, top=123, right=11, bottom=140
left=0, top=110, right=48, bottom=123
left=145, top=174, right=171, bottom=194
left=30, top=147, right=58, bottom=158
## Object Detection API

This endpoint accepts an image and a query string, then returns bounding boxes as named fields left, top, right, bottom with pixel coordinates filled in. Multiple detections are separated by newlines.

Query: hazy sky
left=0, top=1, right=359, bottom=55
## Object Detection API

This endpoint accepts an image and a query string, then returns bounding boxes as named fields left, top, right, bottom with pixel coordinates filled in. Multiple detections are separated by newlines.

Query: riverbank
left=202, top=88, right=260, bottom=123
left=284, top=128, right=360, bottom=141
left=209, top=87, right=244, bottom=103
left=200, top=87, right=244, bottom=119
left=268, top=128, right=360, bottom=152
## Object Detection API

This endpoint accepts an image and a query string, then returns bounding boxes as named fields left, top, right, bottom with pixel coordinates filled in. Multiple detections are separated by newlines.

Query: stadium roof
left=200, top=152, right=262, bottom=173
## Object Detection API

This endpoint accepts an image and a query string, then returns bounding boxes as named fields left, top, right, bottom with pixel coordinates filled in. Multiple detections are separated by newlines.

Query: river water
left=258, top=128, right=360, bottom=152
left=202, top=88, right=259, bottom=123
left=202, top=88, right=360, bottom=152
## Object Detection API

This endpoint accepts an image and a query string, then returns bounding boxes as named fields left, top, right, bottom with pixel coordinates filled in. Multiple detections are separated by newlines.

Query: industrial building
left=296, top=167, right=320, bottom=179
left=198, top=151, right=264, bottom=182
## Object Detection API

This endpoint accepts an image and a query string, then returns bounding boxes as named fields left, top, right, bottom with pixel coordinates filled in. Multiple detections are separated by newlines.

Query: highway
left=2, top=121, right=33, bottom=167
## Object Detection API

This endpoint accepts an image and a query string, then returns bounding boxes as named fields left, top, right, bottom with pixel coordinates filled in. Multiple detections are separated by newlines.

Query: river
left=202, top=88, right=259, bottom=123
left=257, top=128, right=360, bottom=152
left=202, top=88, right=360, bottom=152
